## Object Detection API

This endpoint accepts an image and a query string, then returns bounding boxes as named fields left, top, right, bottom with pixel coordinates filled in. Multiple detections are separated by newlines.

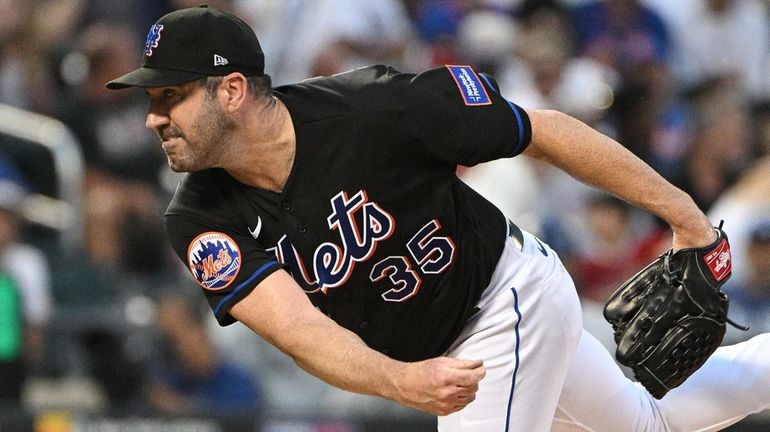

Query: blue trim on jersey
left=505, top=286, right=523, bottom=432
left=479, top=74, right=526, bottom=155
left=213, top=260, right=280, bottom=317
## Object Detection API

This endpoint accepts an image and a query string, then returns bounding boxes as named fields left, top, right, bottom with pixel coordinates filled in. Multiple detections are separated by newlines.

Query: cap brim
left=105, top=67, right=205, bottom=89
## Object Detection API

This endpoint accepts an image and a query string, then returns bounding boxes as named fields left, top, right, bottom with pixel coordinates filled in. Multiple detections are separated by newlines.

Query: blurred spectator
left=0, top=0, right=58, bottom=113
left=570, top=0, right=670, bottom=76
left=455, top=8, right=519, bottom=75
left=502, top=0, right=619, bottom=123
left=59, top=21, right=162, bottom=183
left=645, top=0, right=770, bottom=102
left=33, top=0, right=169, bottom=53
left=723, top=220, right=770, bottom=344
left=146, top=294, right=261, bottom=415
left=0, top=0, right=32, bottom=108
left=0, top=157, right=52, bottom=403
left=573, top=193, right=668, bottom=302
left=411, top=0, right=474, bottom=67
left=572, top=0, right=682, bottom=164
left=238, top=0, right=411, bottom=86
left=610, top=69, right=694, bottom=182
left=678, top=79, right=753, bottom=211
left=56, top=20, right=172, bottom=279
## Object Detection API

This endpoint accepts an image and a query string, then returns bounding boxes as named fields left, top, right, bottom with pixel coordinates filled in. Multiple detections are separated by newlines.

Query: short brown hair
left=203, top=74, right=272, bottom=99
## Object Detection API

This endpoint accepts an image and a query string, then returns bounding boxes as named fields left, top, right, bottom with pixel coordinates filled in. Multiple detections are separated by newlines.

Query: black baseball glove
left=603, top=224, right=744, bottom=399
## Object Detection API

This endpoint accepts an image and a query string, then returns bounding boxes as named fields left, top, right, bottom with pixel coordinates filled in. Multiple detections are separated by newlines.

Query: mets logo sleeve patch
left=166, top=210, right=284, bottom=326
left=187, top=231, right=242, bottom=290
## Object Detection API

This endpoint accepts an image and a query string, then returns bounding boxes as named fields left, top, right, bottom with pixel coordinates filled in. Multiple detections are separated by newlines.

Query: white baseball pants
left=438, top=230, right=770, bottom=432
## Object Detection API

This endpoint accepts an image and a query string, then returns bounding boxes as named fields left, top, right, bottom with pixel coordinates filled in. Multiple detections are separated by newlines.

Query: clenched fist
left=392, top=357, right=486, bottom=416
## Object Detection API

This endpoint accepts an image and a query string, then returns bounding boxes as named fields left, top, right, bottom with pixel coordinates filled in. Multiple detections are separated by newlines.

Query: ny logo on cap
left=144, top=24, right=164, bottom=57
left=214, top=54, right=229, bottom=66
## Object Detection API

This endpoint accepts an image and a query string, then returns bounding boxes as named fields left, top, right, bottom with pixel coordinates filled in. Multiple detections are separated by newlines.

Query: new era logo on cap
left=214, top=54, right=228, bottom=66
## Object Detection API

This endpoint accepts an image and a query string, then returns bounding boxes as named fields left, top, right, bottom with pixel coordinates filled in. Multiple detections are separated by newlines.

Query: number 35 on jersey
left=269, top=190, right=456, bottom=302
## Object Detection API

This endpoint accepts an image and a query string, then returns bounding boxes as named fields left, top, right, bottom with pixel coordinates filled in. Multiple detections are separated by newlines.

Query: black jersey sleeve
left=165, top=214, right=284, bottom=326
left=404, top=65, right=532, bottom=166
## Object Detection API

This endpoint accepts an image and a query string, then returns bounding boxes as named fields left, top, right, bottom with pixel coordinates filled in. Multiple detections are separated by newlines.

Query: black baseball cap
left=106, top=5, right=264, bottom=89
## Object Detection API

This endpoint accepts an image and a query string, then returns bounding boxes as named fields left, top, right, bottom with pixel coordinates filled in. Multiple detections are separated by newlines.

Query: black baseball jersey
left=165, top=65, right=531, bottom=361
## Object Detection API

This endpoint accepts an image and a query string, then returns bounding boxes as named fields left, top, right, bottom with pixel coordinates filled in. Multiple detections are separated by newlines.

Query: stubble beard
left=167, top=95, right=233, bottom=173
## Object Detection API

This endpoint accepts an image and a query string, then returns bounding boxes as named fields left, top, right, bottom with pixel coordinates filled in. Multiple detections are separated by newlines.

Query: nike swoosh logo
left=248, top=216, right=262, bottom=240
left=533, top=237, right=548, bottom=257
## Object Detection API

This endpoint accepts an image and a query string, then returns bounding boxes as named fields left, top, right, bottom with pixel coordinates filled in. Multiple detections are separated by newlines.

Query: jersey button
left=341, top=292, right=350, bottom=299
left=359, top=321, right=368, bottom=329
left=298, top=224, right=308, bottom=233
left=281, top=201, right=291, bottom=211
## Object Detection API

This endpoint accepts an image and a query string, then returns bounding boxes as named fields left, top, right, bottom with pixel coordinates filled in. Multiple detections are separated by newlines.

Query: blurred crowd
left=0, top=0, right=768, bottom=422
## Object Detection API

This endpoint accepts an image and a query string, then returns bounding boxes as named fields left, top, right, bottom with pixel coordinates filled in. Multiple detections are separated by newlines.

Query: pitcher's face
left=146, top=80, right=231, bottom=172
